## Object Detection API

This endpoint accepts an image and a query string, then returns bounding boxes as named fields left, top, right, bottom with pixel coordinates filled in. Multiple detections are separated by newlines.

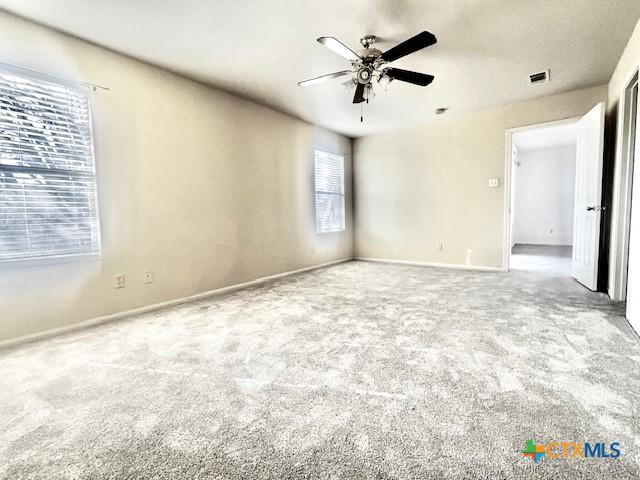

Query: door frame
left=502, top=117, right=581, bottom=272
left=608, top=65, right=639, bottom=301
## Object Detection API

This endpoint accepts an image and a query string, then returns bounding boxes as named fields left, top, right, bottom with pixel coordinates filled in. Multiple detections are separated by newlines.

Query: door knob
left=586, top=205, right=604, bottom=211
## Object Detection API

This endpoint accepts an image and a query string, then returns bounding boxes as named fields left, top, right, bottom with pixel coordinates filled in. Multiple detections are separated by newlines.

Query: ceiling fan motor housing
left=359, top=35, right=383, bottom=63
left=359, top=48, right=382, bottom=60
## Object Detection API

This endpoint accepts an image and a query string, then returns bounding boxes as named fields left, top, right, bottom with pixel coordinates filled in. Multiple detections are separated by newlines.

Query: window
left=314, top=149, right=345, bottom=233
left=0, top=66, right=100, bottom=263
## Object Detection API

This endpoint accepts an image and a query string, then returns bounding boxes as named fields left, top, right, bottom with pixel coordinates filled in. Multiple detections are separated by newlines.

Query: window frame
left=0, top=63, right=102, bottom=268
left=313, top=148, right=346, bottom=234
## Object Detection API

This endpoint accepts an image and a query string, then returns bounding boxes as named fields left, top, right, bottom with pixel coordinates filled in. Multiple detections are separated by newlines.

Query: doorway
left=609, top=71, right=638, bottom=302
left=507, top=120, right=579, bottom=276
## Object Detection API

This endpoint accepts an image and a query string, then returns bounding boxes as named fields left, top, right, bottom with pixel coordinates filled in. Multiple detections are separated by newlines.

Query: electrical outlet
left=115, top=274, right=125, bottom=289
left=436, top=242, right=444, bottom=252
left=144, top=271, right=153, bottom=284
left=488, top=177, right=500, bottom=188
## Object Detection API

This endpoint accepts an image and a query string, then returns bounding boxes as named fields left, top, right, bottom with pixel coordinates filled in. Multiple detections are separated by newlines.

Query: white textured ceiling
left=0, top=0, right=639, bottom=137
left=514, top=122, right=578, bottom=152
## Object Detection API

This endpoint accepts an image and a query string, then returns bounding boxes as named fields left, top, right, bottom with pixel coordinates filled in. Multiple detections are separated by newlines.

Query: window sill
left=0, top=253, right=101, bottom=270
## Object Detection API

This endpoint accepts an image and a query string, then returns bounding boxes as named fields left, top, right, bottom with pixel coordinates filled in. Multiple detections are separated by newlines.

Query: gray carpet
left=1, top=260, right=639, bottom=479
left=511, top=244, right=572, bottom=276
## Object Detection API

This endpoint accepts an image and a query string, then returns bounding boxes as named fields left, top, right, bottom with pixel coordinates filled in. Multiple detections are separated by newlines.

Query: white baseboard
left=0, top=257, right=353, bottom=350
left=356, top=256, right=504, bottom=272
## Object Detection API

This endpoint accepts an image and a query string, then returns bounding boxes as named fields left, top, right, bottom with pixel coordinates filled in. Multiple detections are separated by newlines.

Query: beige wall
left=0, top=13, right=354, bottom=342
left=353, top=85, right=606, bottom=268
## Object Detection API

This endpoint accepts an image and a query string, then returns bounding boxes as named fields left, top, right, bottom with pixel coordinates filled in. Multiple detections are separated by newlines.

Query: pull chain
left=360, top=102, right=363, bottom=123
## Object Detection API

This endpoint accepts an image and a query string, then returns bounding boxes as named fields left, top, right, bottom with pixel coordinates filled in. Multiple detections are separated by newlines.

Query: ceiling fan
left=297, top=31, right=437, bottom=104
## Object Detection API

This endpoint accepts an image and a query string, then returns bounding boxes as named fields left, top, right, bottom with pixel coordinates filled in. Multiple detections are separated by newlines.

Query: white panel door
left=627, top=122, right=640, bottom=332
left=572, top=102, right=605, bottom=290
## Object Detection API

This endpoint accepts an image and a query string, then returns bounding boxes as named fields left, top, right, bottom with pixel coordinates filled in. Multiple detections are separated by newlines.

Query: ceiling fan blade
left=317, top=37, right=361, bottom=61
left=380, top=31, right=437, bottom=63
left=385, top=68, right=434, bottom=86
left=297, top=70, right=352, bottom=87
left=353, top=83, right=365, bottom=103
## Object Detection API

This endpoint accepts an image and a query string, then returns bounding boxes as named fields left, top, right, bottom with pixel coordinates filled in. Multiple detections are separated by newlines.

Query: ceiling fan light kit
left=298, top=30, right=437, bottom=119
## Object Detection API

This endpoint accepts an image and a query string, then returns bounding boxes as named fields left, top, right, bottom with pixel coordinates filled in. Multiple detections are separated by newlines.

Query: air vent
left=529, top=70, right=550, bottom=85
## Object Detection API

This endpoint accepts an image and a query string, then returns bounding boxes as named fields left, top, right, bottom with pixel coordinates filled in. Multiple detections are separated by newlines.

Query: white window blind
left=0, top=66, right=100, bottom=263
left=314, top=149, right=345, bottom=233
